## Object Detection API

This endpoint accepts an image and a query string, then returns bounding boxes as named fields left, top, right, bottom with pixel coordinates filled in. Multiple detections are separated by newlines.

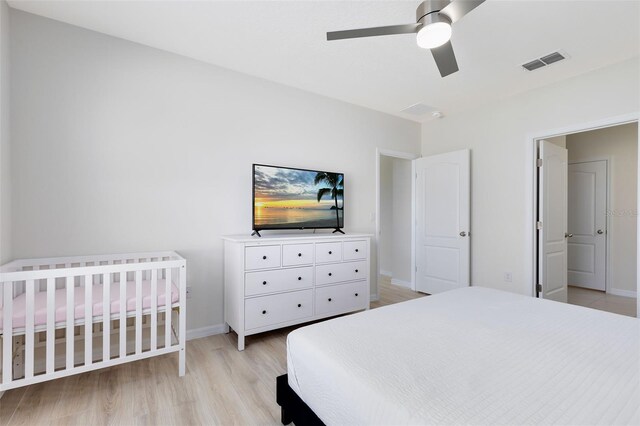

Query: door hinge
left=536, top=158, right=543, bottom=167
left=536, top=284, right=542, bottom=293
left=536, top=221, right=543, bottom=229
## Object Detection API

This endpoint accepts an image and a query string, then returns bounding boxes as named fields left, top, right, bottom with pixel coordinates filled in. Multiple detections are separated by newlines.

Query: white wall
left=10, top=10, right=421, bottom=332
left=567, top=123, right=638, bottom=295
left=421, top=58, right=639, bottom=297
left=0, top=0, right=10, bottom=264
left=379, top=155, right=393, bottom=276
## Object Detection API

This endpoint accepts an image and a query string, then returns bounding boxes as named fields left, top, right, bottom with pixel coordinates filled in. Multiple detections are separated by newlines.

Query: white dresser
left=223, top=234, right=372, bottom=350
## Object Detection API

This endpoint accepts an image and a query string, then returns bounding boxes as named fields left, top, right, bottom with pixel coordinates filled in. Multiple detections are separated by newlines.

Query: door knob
left=459, top=231, right=467, bottom=237
left=597, top=229, right=604, bottom=235
left=565, top=233, right=573, bottom=238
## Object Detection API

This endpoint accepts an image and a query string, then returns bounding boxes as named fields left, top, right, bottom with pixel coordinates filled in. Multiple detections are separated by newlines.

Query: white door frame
left=375, top=148, right=420, bottom=299
left=568, top=157, right=610, bottom=294
left=525, top=112, right=639, bottom=318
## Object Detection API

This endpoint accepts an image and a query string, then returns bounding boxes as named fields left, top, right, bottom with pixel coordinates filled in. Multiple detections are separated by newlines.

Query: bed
left=278, top=286, right=640, bottom=425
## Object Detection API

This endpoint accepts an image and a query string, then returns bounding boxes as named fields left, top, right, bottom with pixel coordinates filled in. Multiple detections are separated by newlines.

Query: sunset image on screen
left=253, top=165, right=344, bottom=229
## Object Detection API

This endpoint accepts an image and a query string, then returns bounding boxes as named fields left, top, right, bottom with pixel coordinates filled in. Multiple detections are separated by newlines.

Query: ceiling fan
left=327, top=0, right=486, bottom=77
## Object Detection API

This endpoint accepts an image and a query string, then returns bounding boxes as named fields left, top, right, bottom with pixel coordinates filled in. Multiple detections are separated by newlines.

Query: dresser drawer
left=315, top=260, right=367, bottom=286
left=245, top=290, right=313, bottom=330
left=343, top=240, right=368, bottom=261
left=245, top=245, right=281, bottom=270
left=245, top=267, right=313, bottom=296
left=315, top=281, right=368, bottom=317
left=315, top=242, right=342, bottom=263
left=282, top=243, right=314, bottom=267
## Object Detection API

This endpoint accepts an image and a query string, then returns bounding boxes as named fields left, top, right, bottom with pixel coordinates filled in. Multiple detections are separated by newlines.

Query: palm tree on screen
left=315, top=172, right=343, bottom=228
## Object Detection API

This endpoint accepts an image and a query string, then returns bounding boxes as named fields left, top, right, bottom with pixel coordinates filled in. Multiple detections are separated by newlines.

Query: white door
left=415, top=149, right=470, bottom=294
left=538, top=140, right=568, bottom=303
left=568, top=161, right=607, bottom=291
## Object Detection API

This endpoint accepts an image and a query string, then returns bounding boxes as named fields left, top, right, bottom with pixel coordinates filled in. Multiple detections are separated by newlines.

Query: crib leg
left=178, top=346, right=186, bottom=377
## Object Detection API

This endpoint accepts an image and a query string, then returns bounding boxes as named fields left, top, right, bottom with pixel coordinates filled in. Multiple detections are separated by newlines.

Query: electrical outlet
left=186, top=286, right=193, bottom=299
left=504, top=272, right=512, bottom=283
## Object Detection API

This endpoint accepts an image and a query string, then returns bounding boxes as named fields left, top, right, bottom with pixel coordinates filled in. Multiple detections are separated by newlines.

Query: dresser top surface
left=222, top=233, right=373, bottom=243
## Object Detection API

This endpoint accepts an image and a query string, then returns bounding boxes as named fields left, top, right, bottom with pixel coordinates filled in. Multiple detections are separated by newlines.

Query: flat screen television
left=252, top=164, right=344, bottom=235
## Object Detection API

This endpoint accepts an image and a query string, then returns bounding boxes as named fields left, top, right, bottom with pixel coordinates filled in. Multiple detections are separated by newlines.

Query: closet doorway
left=375, top=149, right=418, bottom=301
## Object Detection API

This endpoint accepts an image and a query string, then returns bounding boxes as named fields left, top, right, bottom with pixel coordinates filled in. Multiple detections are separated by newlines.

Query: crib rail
left=0, top=251, right=187, bottom=391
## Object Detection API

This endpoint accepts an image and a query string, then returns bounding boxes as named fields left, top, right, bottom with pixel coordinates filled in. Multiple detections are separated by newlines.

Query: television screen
left=253, top=164, right=344, bottom=230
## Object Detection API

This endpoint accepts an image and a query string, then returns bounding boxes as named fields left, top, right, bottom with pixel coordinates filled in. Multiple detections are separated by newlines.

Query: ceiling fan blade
left=327, top=23, right=421, bottom=41
left=430, top=41, right=459, bottom=77
left=440, top=0, right=486, bottom=23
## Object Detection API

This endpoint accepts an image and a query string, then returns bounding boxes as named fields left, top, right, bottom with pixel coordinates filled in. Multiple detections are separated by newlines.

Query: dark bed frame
left=276, top=374, right=325, bottom=426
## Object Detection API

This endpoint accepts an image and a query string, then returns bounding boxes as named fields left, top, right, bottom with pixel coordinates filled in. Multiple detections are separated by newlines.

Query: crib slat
left=103, top=273, right=110, bottom=362
left=66, top=276, right=74, bottom=370
left=2, top=281, right=12, bottom=385
left=25, top=279, right=35, bottom=379
left=150, top=269, right=158, bottom=351
left=135, top=270, right=142, bottom=354
left=165, top=268, right=171, bottom=348
left=84, top=274, right=93, bottom=367
left=46, top=277, right=55, bottom=374
left=119, top=271, right=126, bottom=358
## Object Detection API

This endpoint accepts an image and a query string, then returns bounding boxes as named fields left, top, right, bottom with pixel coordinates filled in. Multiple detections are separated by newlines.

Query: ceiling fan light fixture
left=416, top=13, right=452, bottom=49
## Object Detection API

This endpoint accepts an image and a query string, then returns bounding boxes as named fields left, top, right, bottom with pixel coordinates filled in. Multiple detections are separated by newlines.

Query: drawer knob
left=328, top=251, right=332, bottom=255
left=262, top=255, right=267, bottom=260
left=328, top=272, right=332, bottom=276
left=297, top=303, right=302, bottom=308
left=328, top=298, right=332, bottom=302
left=355, top=293, right=359, bottom=297
left=262, top=310, right=267, bottom=314
left=298, top=253, right=302, bottom=257
left=298, top=276, right=302, bottom=281
left=262, top=281, right=267, bottom=285
left=355, top=249, right=359, bottom=252
left=355, top=269, right=359, bottom=273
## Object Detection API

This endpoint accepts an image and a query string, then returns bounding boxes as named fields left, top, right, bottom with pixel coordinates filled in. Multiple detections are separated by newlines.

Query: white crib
left=0, top=251, right=186, bottom=392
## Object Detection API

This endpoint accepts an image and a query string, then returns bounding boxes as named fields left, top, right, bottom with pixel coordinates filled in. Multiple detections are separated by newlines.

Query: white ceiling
left=8, top=0, right=640, bottom=122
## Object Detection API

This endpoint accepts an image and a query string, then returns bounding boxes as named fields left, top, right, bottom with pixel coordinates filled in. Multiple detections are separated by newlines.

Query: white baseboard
left=379, top=270, right=392, bottom=277
left=606, top=288, right=637, bottom=298
left=186, top=324, right=227, bottom=341
left=370, top=293, right=380, bottom=302
left=391, top=278, right=411, bottom=288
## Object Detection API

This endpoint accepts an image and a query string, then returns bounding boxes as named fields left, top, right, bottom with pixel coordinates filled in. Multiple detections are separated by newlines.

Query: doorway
left=376, top=150, right=416, bottom=299
left=534, top=122, right=638, bottom=317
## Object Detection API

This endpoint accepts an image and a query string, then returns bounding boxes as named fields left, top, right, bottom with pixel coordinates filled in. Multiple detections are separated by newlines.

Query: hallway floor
left=568, top=286, right=637, bottom=317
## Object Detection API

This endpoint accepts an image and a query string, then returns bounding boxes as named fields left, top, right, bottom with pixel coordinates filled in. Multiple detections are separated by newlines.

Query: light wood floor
left=0, top=278, right=424, bottom=426
left=568, top=285, right=637, bottom=317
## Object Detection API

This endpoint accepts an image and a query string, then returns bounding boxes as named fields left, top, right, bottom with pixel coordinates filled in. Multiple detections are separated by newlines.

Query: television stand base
left=251, top=230, right=262, bottom=237
left=332, top=228, right=345, bottom=234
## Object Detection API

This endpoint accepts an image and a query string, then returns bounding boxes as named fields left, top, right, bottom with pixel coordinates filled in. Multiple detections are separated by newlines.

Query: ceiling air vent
left=401, top=103, right=436, bottom=116
left=522, top=59, right=546, bottom=71
left=522, top=51, right=567, bottom=71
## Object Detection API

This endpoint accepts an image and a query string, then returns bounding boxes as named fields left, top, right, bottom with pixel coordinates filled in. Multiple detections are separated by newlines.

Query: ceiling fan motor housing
left=416, top=0, right=453, bottom=23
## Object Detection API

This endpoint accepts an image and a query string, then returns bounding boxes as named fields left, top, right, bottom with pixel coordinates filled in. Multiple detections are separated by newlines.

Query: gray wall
left=9, top=10, right=421, bottom=332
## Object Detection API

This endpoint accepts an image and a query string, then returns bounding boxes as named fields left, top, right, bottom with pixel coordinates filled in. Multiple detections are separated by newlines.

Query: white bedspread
left=287, top=287, right=640, bottom=425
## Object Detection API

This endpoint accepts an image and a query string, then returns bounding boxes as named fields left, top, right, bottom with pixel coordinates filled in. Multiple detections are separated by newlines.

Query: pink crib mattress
left=0, top=280, right=179, bottom=330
